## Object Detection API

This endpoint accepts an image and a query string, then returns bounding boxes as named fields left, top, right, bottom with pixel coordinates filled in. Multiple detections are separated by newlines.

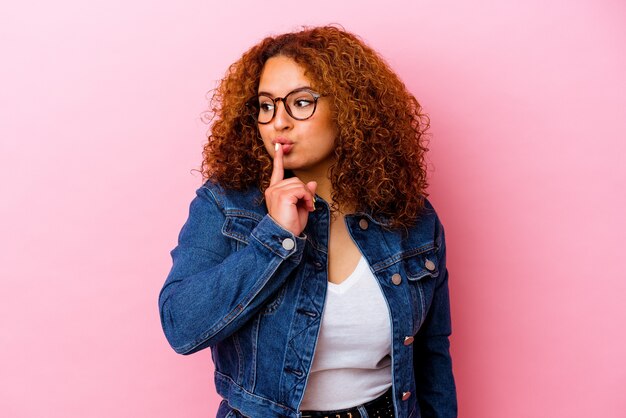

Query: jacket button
left=425, top=259, right=436, bottom=271
left=282, top=238, right=295, bottom=250
left=402, top=391, right=411, bottom=401
left=314, top=261, right=324, bottom=271
left=403, top=336, right=414, bottom=345
left=391, top=273, right=402, bottom=285
left=358, top=218, right=369, bottom=230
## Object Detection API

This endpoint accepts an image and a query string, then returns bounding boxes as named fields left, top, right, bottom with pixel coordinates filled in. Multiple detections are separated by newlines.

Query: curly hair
left=201, top=25, right=431, bottom=229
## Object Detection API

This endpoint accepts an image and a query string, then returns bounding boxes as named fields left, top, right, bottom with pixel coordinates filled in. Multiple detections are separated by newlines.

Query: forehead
left=258, top=56, right=312, bottom=95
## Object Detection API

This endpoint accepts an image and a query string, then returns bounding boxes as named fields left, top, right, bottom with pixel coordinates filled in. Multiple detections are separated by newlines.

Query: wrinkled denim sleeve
left=158, top=184, right=305, bottom=355
left=413, top=216, right=458, bottom=418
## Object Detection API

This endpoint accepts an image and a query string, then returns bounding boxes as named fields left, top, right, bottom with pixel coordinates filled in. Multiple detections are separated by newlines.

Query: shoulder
left=397, top=197, right=443, bottom=236
left=197, top=179, right=266, bottom=219
left=420, top=197, right=446, bottom=252
left=387, top=196, right=446, bottom=251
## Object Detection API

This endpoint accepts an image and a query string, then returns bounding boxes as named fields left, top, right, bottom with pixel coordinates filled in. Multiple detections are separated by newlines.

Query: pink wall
left=1, top=1, right=624, bottom=417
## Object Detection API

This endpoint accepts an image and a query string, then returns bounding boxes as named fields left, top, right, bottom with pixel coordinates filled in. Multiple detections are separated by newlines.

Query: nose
left=272, top=99, right=293, bottom=131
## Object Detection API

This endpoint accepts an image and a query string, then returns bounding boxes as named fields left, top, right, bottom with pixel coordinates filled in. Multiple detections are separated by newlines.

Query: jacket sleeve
left=158, top=184, right=306, bottom=355
left=413, top=216, right=458, bottom=418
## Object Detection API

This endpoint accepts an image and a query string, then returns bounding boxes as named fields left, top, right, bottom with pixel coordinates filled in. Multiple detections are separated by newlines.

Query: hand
left=264, top=143, right=317, bottom=236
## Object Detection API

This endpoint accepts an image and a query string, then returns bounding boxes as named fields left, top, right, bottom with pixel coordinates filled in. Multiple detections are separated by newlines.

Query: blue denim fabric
left=158, top=180, right=457, bottom=418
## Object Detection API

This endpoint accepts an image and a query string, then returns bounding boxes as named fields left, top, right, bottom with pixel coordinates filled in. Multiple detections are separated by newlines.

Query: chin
left=282, top=163, right=299, bottom=171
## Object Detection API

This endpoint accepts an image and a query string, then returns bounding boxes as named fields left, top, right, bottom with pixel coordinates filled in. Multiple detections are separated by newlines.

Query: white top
left=299, top=256, right=393, bottom=411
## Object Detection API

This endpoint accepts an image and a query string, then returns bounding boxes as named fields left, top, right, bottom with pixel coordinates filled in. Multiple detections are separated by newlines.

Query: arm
left=158, top=184, right=305, bottom=355
left=413, top=217, right=458, bottom=418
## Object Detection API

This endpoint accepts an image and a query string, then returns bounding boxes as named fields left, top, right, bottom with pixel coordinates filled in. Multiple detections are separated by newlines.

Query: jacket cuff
left=250, top=215, right=306, bottom=264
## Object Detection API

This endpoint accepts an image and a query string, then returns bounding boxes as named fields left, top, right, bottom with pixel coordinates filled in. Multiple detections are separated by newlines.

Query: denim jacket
left=158, top=180, right=457, bottom=418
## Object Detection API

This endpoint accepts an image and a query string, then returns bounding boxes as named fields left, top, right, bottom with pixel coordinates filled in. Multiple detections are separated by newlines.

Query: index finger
left=269, top=143, right=284, bottom=186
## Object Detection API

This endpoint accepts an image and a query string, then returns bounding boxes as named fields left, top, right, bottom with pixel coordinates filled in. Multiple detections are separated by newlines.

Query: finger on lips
left=268, top=142, right=315, bottom=212
left=270, top=143, right=284, bottom=186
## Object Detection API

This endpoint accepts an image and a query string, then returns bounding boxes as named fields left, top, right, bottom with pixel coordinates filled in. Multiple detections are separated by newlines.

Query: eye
left=293, top=97, right=314, bottom=108
left=258, top=101, right=274, bottom=113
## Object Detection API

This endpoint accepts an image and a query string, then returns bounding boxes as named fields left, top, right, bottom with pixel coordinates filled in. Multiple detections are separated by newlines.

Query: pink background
left=1, top=1, right=625, bottom=417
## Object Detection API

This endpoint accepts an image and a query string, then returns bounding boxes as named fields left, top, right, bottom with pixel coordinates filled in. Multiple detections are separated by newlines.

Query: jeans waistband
left=300, top=386, right=394, bottom=418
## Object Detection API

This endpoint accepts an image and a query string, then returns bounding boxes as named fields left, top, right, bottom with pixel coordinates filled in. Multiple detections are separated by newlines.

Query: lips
left=273, top=139, right=294, bottom=155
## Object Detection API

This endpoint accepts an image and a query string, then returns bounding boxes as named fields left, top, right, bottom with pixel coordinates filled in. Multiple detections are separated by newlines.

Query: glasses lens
left=286, top=90, right=316, bottom=120
left=256, top=96, right=275, bottom=124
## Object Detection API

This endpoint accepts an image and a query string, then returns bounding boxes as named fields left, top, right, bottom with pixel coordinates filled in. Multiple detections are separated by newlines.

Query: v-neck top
left=300, top=255, right=393, bottom=410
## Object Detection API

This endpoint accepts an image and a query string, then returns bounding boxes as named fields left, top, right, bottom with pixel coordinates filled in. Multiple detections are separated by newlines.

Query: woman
left=159, top=26, right=457, bottom=418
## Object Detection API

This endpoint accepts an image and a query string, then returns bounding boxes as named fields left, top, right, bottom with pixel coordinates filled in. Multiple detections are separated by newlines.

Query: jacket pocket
left=404, top=249, right=439, bottom=334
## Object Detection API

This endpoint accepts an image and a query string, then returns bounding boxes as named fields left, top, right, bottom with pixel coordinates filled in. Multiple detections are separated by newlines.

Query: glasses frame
left=252, top=87, right=323, bottom=125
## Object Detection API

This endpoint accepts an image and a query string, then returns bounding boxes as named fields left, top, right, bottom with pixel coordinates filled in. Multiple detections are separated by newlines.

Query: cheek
left=316, top=111, right=337, bottom=143
left=317, top=121, right=338, bottom=148
left=256, top=128, right=273, bottom=156
left=258, top=126, right=272, bottom=146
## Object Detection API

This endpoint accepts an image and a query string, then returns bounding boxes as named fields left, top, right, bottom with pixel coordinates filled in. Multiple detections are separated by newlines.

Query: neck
left=292, top=169, right=333, bottom=203
left=291, top=169, right=356, bottom=215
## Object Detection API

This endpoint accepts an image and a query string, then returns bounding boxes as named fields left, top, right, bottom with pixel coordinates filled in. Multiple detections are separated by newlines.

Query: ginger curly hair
left=201, top=25, right=431, bottom=229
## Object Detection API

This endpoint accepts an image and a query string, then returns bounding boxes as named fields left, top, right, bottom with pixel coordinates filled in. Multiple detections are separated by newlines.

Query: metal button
left=314, top=261, right=324, bottom=271
left=282, top=238, right=295, bottom=251
left=391, top=273, right=402, bottom=285
left=358, top=218, right=369, bottom=230
left=402, top=391, right=411, bottom=401
left=425, top=259, right=436, bottom=271
left=403, top=336, right=414, bottom=346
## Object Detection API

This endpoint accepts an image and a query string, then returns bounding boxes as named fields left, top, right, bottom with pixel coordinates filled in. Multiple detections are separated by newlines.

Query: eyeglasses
left=251, top=87, right=323, bottom=124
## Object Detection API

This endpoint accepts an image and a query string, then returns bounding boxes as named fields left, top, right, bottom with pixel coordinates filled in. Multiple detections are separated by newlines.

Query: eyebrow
left=257, top=86, right=312, bottom=97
